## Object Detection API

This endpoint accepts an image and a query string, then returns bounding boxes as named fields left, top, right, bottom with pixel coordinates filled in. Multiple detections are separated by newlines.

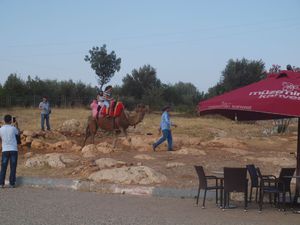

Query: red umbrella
left=198, top=70, right=300, bottom=200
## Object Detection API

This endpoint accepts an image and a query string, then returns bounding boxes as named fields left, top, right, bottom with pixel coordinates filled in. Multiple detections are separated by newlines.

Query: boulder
left=71, top=144, right=82, bottom=152
left=25, top=155, right=47, bottom=167
left=25, top=153, right=80, bottom=168
left=60, top=119, right=82, bottom=133
left=46, top=153, right=66, bottom=168
left=31, top=139, right=48, bottom=150
left=95, top=158, right=126, bottom=169
left=22, top=130, right=37, bottom=137
left=50, top=140, right=74, bottom=150
left=89, top=166, right=167, bottom=185
left=60, top=154, right=81, bottom=165
left=82, top=144, right=98, bottom=158
left=96, top=142, right=114, bottom=154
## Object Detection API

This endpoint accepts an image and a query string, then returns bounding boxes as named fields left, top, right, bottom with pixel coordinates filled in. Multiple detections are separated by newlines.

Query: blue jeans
left=0, top=151, right=18, bottom=186
left=41, top=113, right=50, bottom=130
left=153, top=129, right=173, bottom=151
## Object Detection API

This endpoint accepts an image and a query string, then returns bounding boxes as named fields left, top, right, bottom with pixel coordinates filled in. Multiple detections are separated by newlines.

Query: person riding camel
left=101, top=85, right=115, bottom=117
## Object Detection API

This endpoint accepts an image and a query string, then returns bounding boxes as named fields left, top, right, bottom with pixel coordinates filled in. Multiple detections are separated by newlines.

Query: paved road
left=0, top=187, right=299, bottom=225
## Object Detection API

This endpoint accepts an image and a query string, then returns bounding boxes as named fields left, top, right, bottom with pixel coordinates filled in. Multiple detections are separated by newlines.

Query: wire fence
left=0, top=95, right=92, bottom=108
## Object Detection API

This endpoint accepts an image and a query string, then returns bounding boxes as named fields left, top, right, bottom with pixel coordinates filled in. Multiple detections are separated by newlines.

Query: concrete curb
left=15, top=176, right=215, bottom=200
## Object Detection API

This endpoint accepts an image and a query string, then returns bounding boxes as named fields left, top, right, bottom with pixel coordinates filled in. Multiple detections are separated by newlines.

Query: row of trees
left=1, top=44, right=298, bottom=111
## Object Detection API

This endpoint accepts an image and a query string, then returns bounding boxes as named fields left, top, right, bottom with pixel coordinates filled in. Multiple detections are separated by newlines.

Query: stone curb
left=14, top=177, right=215, bottom=200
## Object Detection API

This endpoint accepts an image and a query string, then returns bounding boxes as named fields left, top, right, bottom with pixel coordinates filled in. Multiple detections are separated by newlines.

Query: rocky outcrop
left=25, top=153, right=80, bottom=168
left=59, top=119, right=82, bottom=133
left=89, top=166, right=167, bottom=185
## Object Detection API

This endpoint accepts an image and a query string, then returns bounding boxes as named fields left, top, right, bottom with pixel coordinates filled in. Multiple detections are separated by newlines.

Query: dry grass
left=0, top=107, right=90, bottom=131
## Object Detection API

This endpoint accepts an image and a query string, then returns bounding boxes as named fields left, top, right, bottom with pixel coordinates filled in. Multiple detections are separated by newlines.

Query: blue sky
left=1, top=0, right=300, bottom=92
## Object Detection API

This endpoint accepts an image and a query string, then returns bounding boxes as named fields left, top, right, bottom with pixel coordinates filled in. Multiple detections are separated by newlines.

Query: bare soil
left=1, top=108, right=298, bottom=189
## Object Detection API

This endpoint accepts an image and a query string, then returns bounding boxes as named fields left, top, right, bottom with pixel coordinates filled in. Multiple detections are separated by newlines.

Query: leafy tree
left=121, top=65, right=162, bottom=100
left=268, top=64, right=281, bottom=73
left=84, top=45, right=121, bottom=90
left=3, top=74, right=26, bottom=96
left=221, top=58, right=266, bottom=92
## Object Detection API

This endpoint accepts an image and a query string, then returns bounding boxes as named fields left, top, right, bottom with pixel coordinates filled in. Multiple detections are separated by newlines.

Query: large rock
left=89, top=166, right=167, bottom=185
left=50, top=140, right=74, bottom=150
left=60, top=119, right=82, bottom=133
left=25, top=153, right=80, bottom=168
left=25, top=155, right=47, bottom=167
left=96, top=142, right=114, bottom=154
left=95, top=158, right=126, bottom=169
left=31, top=139, right=49, bottom=150
left=121, top=136, right=152, bottom=151
left=46, top=153, right=67, bottom=168
left=22, top=130, right=37, bottom=137
left=82, top=144, right=98, bottom=158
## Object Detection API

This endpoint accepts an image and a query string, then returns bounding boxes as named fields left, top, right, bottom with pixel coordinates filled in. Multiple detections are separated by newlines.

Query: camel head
left=134, top=103, right=147, bottom=124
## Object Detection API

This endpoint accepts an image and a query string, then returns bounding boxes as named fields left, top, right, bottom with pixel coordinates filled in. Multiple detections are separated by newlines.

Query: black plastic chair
left=194, top=166, right=223, bottom=208
left=223, top=167, right=248, bottom=211
left=258, top=168, right=295, bottom=212
left=246, top=164, right=259, bottom=203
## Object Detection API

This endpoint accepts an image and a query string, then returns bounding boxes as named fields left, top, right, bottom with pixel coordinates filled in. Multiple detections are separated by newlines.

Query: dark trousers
left=41, top=114, right=50, bottom=130
left=0, top=151, right=18, bottom=186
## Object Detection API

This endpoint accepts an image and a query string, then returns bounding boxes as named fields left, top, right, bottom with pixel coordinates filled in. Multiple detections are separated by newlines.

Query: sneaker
left=9, top=184, right=15, bottom=188
left=0, top=185, right=4, bottom=188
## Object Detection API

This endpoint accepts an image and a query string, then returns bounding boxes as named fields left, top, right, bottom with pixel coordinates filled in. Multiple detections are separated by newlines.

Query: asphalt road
left=0, top=187, right=299, bottom=225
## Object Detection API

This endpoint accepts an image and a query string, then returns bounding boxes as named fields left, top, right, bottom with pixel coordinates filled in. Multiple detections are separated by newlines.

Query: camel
left=82, top=103, right=147, bottom=147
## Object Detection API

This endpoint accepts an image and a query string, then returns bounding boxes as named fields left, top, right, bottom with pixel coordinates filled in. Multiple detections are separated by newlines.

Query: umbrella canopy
left=198, top=70, right=300, bottom=195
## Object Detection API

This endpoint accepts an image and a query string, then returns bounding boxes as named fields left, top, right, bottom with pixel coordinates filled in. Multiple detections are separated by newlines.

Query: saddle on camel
left=83, top=102, right=147, bottom=148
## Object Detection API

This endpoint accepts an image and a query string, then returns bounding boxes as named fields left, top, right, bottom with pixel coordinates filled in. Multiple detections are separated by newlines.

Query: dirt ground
left=0, top=108, right=298, bottom=189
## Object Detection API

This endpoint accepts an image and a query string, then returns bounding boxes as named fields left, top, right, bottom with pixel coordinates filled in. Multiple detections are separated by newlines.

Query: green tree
left=84, top=45, right=121, bottom=90
left=121, top=65, right=162, bottom=100
left=3, top=74, right=26, bottom=96
left=221, top=58, right=266, bottom=92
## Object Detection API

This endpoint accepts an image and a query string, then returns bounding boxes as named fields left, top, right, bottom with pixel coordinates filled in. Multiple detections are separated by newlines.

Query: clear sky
left=1, top=0, right=300, bottom=92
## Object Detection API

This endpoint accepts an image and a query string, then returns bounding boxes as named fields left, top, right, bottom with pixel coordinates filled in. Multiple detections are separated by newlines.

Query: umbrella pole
left=295, top=118, right=300, bottom=204
left=297, top=118, right=300, bottom=176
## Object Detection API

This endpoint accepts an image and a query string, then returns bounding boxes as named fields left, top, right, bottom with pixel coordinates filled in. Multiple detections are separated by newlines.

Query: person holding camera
left=39, top=96, right=51, bottom=131
left=0, top=114, right=20, bottom=188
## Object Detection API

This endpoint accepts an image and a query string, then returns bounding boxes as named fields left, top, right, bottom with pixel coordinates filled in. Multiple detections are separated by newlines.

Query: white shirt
left=0, top=124, right=19, bottom=152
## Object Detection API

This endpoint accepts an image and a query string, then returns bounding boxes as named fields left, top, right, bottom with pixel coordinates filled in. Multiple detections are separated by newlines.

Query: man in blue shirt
left=39, top=96, right=51, bottom=131
left=0, top=114, right=20, bottom=188
left=152, top=105, right=177, bottom=151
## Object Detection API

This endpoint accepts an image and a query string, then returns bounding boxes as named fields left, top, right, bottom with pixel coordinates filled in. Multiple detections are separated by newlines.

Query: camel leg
left=112, top=131, right=118, bottom=148
left=83, top=118, right=97, bottom=146
left=120, top=128, right=131, bottom=148
left=82, top=125, right=90, bottom=147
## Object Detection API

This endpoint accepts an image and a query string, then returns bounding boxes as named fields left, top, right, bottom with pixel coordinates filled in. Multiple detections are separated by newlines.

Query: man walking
left=153, top=105, right=177, bottom=152
left=39, top=96, right=51, bottom=131
left=0, top=114, right=20, bottom=188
